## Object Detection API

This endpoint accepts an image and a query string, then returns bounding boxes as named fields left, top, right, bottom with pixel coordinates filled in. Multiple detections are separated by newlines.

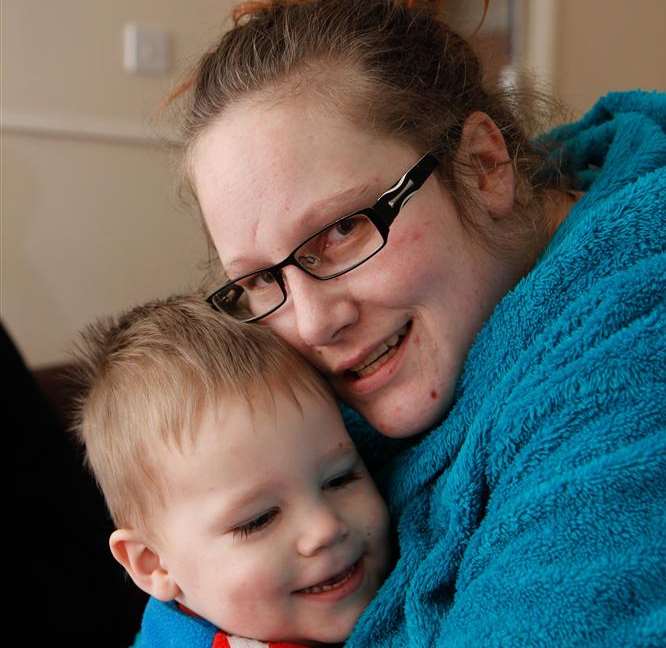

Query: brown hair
left=71, top=294, right=330, bottom=535
left=172, top=0, right=570, bottom=274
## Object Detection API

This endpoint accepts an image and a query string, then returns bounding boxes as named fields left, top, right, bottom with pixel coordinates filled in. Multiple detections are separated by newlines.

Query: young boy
left=72, top=295, right=390, bottom=647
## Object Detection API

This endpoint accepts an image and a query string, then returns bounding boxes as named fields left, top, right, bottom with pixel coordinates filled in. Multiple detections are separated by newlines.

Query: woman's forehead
left=192, top=95, right=380, bottom=193
left=192, top=97, right=413, bottom=269
left=192, top=89, right=420, bottom=191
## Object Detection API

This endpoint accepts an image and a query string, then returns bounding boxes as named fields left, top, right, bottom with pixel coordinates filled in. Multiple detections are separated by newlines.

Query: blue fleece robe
left=133, top=91, right=664, bottom=648
left=345, top=91, right=666, bottom=647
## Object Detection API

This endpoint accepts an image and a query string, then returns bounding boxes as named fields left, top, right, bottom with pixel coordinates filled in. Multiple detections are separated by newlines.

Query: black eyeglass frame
left=207, top=152, right=439, bottom=322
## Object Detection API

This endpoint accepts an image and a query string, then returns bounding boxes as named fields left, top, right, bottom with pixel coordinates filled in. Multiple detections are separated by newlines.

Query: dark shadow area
left=9, top=323, right=146, bottom=645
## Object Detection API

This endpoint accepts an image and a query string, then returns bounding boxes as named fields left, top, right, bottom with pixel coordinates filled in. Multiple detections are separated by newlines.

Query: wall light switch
left=123, top=23, right=171, bottom=75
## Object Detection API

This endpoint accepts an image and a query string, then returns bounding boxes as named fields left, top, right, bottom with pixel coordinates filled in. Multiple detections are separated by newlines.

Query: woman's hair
left=71, top=294, right=329, bottom=536
left=172, top=0, right=571, bottom=272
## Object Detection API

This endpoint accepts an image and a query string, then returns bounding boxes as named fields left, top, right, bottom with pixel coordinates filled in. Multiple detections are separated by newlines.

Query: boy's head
left=73, top=295, right=389, bottom=644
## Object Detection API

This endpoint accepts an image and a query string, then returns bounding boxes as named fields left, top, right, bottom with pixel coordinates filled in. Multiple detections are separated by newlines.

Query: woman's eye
left=334, top=218, right=358, bottom=237
left=325, top=470, right=362, bottom=490
left=233, top=508, right=279, bottom=540
left=328, top=215, right=363, bottom=242
left=244, top=270, right=276, bottom=292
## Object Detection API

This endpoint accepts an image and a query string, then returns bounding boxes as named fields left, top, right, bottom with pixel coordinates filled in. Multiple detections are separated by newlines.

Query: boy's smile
left=151, top=386, right=390, bottom=644
left=294, top=556, right=363, bottom=597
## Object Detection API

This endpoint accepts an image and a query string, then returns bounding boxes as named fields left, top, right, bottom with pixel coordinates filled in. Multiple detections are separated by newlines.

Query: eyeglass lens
left=214, top=212, right=384, bottom=320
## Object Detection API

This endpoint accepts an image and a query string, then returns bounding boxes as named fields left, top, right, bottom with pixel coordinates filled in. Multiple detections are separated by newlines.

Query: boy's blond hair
left=72, top=294, right=329, bottom=536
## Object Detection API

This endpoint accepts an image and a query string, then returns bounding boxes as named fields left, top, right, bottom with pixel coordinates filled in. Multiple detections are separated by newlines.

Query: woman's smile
left=334, top=320, right=412, bottom=397
left=346, top=321, right=410, bottom=378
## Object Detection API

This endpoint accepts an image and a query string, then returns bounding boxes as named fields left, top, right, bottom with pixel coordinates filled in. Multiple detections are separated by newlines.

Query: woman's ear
left=109, top=529, right=181, bottom=601
left=457, top=111, right=515, bottom=218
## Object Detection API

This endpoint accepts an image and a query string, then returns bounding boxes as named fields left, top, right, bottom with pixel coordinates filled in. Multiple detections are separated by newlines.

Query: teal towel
left=133, top=599, right=217, bottom=647
left=346, top=91, right=666, bottom=647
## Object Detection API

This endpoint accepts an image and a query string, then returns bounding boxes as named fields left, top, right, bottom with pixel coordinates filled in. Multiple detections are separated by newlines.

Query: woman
left=173, top=1, right=665, bottom=645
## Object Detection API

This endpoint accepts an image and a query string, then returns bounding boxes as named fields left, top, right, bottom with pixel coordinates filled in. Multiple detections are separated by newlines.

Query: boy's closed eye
left=233, top=508, right=279, bottom=540
left=231, top=467, right=364, bottom=541
left=324, top=468, right=362, bottom=490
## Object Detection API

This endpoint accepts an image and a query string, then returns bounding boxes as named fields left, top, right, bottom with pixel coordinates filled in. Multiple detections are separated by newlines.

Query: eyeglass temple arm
left=375, top=153, right=439, bottom=226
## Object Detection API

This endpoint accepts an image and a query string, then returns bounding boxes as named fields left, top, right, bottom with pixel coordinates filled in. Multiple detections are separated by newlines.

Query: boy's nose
left=296, top=502, right=350, bottom=557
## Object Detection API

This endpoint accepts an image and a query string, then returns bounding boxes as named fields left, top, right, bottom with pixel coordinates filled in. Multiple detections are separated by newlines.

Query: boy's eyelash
left=233, top=508, right=279, bottom=540
left=231, top=470, right=361, bottom=540
left=325, top=469, right=362, bottom=490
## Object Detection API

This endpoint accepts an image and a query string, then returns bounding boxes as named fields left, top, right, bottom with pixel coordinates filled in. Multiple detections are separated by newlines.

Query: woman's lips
left=348, top=322, right=410, bottom=377
left=294, top=558, right=364, bottom=602
left=340, top=321, right=412, bottom=396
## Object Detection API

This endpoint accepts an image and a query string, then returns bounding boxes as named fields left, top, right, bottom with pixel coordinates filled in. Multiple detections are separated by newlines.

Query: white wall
left=1, top=0, right=234, bottom=367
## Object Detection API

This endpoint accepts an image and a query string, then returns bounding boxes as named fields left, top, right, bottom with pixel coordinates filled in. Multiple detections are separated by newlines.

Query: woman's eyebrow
left=296, top=183, right=371, bottom=230
left=224, top=183, right=371, bottom=276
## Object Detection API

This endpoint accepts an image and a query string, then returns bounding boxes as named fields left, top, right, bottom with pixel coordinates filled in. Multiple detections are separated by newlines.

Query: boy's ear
left=456, top=111, right=515, bottom=218
left=109, top=529, right=181, bottom=601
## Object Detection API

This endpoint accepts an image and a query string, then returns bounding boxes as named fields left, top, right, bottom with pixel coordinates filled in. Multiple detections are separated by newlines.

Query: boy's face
left=154, top=387, right=390, bottom=644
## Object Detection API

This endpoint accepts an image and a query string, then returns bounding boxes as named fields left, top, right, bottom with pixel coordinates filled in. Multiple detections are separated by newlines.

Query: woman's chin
left=356, top=391, right=451, bottom=439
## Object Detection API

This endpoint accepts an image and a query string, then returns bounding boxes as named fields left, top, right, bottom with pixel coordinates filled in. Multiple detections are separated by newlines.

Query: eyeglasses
left=207, top=152, right=439, bottom=322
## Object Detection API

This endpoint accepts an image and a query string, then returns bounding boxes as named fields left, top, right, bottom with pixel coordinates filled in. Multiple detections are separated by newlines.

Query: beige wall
left=1, top=0, right=234, bottom=367
left=555, top=0, right=666, bottom=115
left=524, top=0, right=666, bottom=115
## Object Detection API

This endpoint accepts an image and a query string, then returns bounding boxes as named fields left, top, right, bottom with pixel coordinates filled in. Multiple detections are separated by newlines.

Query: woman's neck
left=544, top=189, right=584, bottom=240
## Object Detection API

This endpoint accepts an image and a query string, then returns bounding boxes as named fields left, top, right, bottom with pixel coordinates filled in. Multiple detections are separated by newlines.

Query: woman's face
left=192, top=96, right=517, bottom=437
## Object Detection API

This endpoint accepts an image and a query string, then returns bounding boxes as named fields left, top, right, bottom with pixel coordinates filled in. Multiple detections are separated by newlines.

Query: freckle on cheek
left=430, top=390, right=438, bottom=400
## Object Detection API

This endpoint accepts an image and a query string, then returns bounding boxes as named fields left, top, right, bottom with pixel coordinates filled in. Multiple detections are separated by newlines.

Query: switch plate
left=123, top=23, right=171, bottom=75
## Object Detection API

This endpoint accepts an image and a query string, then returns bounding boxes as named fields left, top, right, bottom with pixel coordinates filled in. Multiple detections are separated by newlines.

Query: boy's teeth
left=300, top=563, right=356, bottom=594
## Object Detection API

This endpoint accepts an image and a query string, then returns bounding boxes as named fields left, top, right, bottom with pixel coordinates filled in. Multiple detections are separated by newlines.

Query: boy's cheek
left=363, top=487, right=391, bottom=537
left=208, top=568, right=289, bottom=639
left=224, top=552, right=290, bottom=602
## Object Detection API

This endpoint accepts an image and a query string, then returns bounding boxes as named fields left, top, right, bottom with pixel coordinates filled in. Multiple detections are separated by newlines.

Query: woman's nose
left=296, top=501, right=350, bottom=557
left=282, top=266, right=358, bottom=347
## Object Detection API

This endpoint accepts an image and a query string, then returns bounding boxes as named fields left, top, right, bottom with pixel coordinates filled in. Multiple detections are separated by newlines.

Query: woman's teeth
left=350, top=323, right=409, bottom=378
left=299, top=562, right=357, bottom=594
left=355, top=345, right=399, bottom=377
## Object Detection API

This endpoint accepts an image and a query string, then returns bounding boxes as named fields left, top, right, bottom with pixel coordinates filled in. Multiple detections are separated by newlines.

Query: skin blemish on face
left=430, top=390, right=438, bottom=400
left=377, top=407, right=401, bottom=430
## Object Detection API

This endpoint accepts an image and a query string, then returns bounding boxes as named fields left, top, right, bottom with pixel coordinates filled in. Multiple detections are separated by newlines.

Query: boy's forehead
left=169, top=384, right=351, bottom=473
left=214, top=382, right=335, bottom=430
left=164, top=384, right=306, bottom=450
